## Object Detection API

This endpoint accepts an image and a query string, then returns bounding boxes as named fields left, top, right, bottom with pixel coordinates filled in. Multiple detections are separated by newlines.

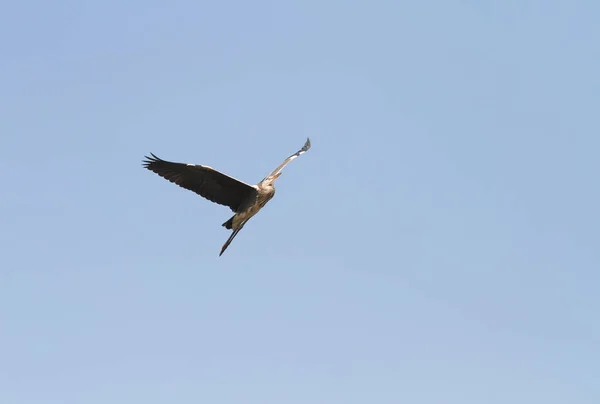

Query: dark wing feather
left=142, top=153, right=257, bottom=212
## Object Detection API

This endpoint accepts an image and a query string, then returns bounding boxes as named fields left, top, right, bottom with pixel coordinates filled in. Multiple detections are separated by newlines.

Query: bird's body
left=142, top=138, right=310, bottom=256
left=225, top=182, right=275, bottom=230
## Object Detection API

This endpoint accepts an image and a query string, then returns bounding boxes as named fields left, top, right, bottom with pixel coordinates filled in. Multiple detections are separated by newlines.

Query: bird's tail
left=222, top=216, right=234, bottom=230
left=220, top=227, right=243, bottom=256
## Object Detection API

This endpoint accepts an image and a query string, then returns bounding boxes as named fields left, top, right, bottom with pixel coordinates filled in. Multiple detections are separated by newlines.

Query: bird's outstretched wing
left=142, top=154, right=258, bottom=212
left=265, top=138, right=311, bottom=179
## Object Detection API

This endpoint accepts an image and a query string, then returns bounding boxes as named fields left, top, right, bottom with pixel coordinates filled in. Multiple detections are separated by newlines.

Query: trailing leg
left=219, top=223, right=245, bottom=256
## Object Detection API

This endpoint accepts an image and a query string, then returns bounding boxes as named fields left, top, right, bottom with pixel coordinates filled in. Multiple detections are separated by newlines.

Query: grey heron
left=142, top=138, right=311, bottom=256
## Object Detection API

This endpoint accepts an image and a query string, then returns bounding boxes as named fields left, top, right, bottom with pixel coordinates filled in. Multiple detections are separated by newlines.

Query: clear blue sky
left=1, top=1, right=599, bottom=403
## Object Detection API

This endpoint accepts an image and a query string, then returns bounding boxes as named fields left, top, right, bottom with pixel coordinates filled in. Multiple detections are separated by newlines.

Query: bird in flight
left=142, top=138, right=311, bottom=256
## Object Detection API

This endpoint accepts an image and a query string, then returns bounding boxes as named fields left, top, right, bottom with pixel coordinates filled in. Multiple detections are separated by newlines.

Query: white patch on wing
left=264, top=138, right=311, bottom=178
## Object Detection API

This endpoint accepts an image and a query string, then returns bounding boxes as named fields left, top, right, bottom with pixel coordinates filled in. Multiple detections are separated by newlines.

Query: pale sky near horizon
left=1, top=1, right=599, bottom=403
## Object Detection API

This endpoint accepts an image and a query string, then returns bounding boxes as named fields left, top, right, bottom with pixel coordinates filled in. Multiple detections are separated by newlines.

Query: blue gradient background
left=1, top=1, right=598, bottom=403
